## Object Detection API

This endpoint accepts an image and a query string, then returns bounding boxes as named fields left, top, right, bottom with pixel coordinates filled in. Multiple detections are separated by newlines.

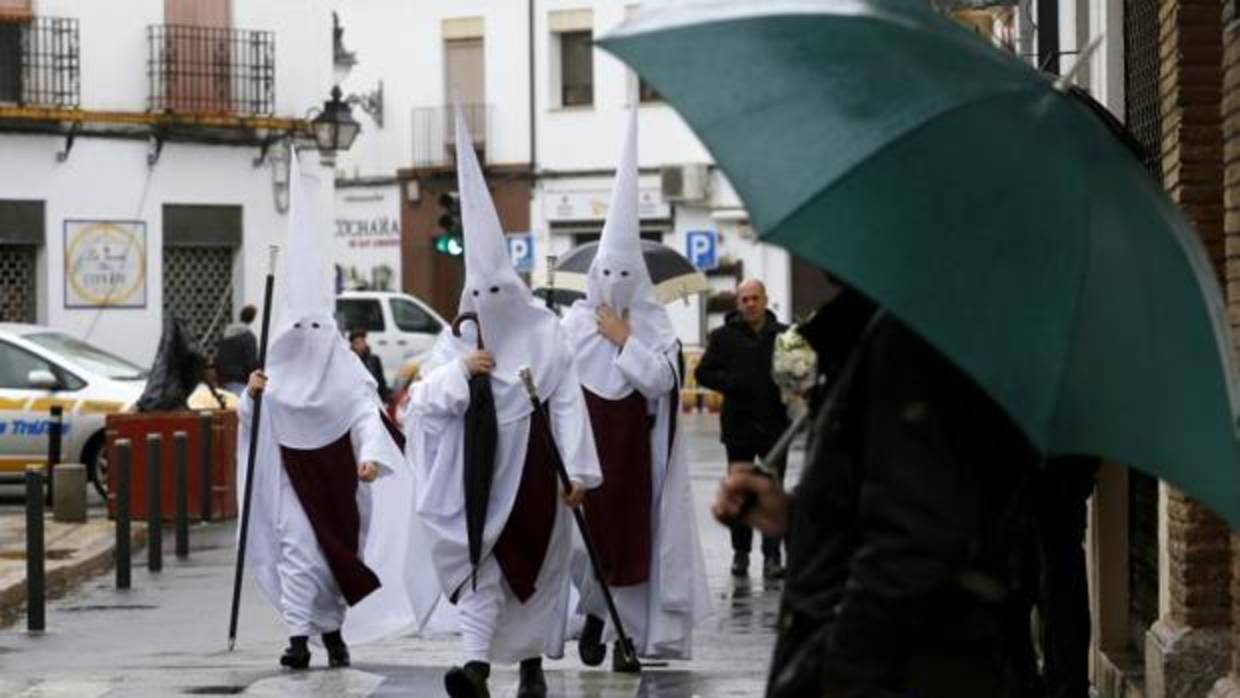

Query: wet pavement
left=0, top=413, right=794, bottom=697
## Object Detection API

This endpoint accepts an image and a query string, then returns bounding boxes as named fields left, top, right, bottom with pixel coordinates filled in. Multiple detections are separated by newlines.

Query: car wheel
left=84, top=433, right=108, bottom=500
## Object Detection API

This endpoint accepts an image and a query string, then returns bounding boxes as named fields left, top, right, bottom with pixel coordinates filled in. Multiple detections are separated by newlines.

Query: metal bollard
left=199, top=412, right=213, bottom=522
left=173, top=431, right=189, bottom=559
left=26, top=464, right=45, bottom=631
left=146, top=434, right=162, bottom=573
left=45, top=405, right=62, bottom=504
left=51, top=463, right=87, bottom=523
left=115, top=439, right=131, bottom=590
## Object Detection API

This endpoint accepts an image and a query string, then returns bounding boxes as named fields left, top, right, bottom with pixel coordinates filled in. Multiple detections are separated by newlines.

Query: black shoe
left=517, top=657, right=547, bottom=698
left=444, top=661, right=490, bottom=698
left=578, top=614, right=606, bottom=666
left=611, top=639, right=642, bottom=674
left=731, top=552, right=749, bottom=577
left=763, top=557, right=785, bottom=580
left=322, top=629, right=350, bottom=668
left=279, top=635, right=310, bottom=670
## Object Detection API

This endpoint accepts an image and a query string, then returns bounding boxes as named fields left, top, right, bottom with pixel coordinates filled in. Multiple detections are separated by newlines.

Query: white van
left=335, top=291, right=448, bottom=385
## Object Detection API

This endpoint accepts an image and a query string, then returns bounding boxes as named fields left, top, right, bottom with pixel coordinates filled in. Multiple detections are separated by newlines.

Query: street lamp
left=311, top=85, right=361, bottom=155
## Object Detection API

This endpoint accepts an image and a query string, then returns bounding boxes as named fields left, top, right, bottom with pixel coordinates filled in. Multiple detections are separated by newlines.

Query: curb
left=0, top=522, right=148, bottom=627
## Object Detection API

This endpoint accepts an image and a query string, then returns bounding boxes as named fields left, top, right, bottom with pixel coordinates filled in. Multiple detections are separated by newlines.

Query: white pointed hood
left=264, top=148, right=380, bottom=448
left=441, top=106, right=563, bottom=421
left=565, top=110, right=678, bottom=398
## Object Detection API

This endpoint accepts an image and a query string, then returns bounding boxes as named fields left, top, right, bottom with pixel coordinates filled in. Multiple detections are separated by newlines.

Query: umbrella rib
left=758, top=85, right=1046, bottom=238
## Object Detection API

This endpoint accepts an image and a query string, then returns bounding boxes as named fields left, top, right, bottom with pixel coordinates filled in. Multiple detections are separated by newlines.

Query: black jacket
left=357, top=350, right=391, bottom=404
left=694, top=309, right=791, bottom=448
left=768, top=312, right=1039, bottom=698
left=215, top=324, right=258, bottom=385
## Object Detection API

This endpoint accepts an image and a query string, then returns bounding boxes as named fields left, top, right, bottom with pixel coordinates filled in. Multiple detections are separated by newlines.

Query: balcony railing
left=412, top=103, right=491, bottom=167
left=146, top=24, right=275, bottom=116
left=0, top=16, right=80, bottom=108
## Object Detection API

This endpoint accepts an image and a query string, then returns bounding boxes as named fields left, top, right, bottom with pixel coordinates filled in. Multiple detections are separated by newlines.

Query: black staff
left=227, top=245, right=278, bottom=651
left=517, top=367, right=642, bottom=673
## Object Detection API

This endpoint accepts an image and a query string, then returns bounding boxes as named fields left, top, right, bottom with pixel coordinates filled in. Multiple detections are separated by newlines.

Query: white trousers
left=276, top=479, right=347, bottom=638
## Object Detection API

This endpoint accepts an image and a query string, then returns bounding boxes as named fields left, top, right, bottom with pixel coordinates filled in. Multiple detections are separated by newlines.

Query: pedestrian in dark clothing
left=215, top=305, right=259, bottom=396
left=1031, top=455, right=1098, bottom=698
left=713, top=287, right=1041, bottom=698
left=348, top=329, right=391, bottom=404
left=695, top=279, right=792, bottom=579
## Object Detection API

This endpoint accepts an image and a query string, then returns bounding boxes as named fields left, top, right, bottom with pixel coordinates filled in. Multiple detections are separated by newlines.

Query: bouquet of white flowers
left=771, top=324, right=818, bottom=419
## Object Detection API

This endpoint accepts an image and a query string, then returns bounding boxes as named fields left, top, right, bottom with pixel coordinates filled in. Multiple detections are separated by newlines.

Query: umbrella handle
left=452, top=312, right=485, bottom=350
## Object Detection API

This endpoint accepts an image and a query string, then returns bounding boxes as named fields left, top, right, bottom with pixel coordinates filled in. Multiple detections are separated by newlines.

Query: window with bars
left=147, top=24, right=274, bottom=116
left=0, top=244, right=37, bottom=323
left=0, top=16, right=80, bottom=108
left=162, top=246, right=233, bottom=361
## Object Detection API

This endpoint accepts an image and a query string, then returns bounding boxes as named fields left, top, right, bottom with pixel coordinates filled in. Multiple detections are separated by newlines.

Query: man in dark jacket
left=695, top=279, right=792, bottom=579
left=348, top=329, right=391, bottom=404
left=713, top=288, right=1041, bottom=698
left=215, top=305, right=259, bottom=396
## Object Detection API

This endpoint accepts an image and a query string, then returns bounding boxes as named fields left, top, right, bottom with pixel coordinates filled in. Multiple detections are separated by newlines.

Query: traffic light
left=434, top=191, right=463, bottom=257
left=433, top=232, right=464, bottom=256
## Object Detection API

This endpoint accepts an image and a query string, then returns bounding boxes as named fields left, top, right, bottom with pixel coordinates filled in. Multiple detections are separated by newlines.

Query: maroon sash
left=279, top=433, right=380, bottom=606
left=582, top=388, right=653, bottom=587
left=492, top=405, right=559, bottom=603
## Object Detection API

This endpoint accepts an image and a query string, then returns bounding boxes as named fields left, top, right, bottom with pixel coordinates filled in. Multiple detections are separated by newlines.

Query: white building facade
left=0, top=0, right=334, bottom=366
left=330, top=0, right=796, bottom=345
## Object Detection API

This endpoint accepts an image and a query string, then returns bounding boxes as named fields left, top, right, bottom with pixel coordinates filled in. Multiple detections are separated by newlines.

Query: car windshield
left=23, top=332, right=148, bottom=380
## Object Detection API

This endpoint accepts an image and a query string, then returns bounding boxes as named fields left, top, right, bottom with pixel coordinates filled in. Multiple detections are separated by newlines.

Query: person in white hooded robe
left=405, top=108, right=601, bottom=698
left=236, top=150, right=427, bottom=670
left=561, top=110, right=711, bottom=669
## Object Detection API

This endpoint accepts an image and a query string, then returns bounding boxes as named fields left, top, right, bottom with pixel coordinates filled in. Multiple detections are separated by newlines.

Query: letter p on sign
left=686, top=230, right=718, bottom=271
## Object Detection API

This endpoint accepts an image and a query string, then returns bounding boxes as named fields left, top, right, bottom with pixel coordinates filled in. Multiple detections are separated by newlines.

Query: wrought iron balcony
left=412, top=103, right=491, bottom=167
left=0, top=16, right=80, bottom=108
left=146, top=24, right=275, bottom=116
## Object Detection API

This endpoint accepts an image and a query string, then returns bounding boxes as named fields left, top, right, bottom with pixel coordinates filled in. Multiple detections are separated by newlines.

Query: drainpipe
left=528, top=0, right=537, bottom=174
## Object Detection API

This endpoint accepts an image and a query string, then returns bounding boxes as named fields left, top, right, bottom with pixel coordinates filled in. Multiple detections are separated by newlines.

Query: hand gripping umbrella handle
left=517, top=367, right=642, bottom=672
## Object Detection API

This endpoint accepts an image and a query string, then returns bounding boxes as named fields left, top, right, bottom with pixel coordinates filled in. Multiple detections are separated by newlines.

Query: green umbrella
left=600, top=0, right=1240, bottom=525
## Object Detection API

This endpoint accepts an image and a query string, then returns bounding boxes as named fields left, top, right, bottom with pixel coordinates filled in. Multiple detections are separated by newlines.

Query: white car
left=335, top=291, right=448, bottom=385
left=0, top=324, right=147, bottom=497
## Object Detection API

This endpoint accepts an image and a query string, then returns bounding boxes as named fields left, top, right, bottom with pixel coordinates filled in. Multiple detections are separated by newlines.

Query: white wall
left=0, top=0, right=335, bottom=366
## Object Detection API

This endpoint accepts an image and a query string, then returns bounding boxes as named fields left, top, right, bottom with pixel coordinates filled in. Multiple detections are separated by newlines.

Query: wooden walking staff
left=517, top=367, right=644, bottom=674
left=227, top=245, right=279, bottom=651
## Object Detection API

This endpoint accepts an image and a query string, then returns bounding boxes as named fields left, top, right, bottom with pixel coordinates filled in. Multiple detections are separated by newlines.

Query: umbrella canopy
left=601, top=0, right=1240, bottom=525
left=553, top=240, right=709, bottom=303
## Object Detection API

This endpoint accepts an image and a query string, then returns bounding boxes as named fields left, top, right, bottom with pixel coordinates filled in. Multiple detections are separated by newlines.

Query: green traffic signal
left=433, top=233, right=464, bottom=256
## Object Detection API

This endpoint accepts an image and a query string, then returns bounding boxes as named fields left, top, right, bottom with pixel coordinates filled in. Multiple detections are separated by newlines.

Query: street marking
left=243, top=668, right=385, bottom=696
left=12, top=678, right=113, bottom=697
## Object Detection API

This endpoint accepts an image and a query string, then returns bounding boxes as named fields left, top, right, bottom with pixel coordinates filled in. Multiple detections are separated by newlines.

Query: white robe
left=237, top=391, right=432, bottom=644
left=570, top=335, right=712, bottom=659
left=405, top=337, right=602, bottom=663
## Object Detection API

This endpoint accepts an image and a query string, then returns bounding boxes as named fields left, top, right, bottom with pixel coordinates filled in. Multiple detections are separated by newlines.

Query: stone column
left=1147, top=1, right=1232, bottom=695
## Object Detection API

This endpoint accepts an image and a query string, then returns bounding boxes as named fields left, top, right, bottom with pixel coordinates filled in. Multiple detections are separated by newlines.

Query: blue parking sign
left=685, top=229, right=718, bottom=271
left=507, top=233, right=535, bottom=273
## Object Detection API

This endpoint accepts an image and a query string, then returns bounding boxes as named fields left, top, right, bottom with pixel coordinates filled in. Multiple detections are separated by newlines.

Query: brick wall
left=1160, top=0, right=1232, bottom=635
left=1223, top=0, right=1240, bottom=679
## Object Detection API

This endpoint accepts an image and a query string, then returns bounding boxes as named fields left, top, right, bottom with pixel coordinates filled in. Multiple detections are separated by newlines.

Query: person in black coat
left=215, top=305, right=259, bottom=396
left=714, top=286, right=1042, bottom=698
left=348, top=329, right=391, bottom=405
left=695, top=279, right=792, bottom=579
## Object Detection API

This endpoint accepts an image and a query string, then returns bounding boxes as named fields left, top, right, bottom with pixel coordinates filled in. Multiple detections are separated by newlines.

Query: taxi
left=0, top=323, right=146, bottom=497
